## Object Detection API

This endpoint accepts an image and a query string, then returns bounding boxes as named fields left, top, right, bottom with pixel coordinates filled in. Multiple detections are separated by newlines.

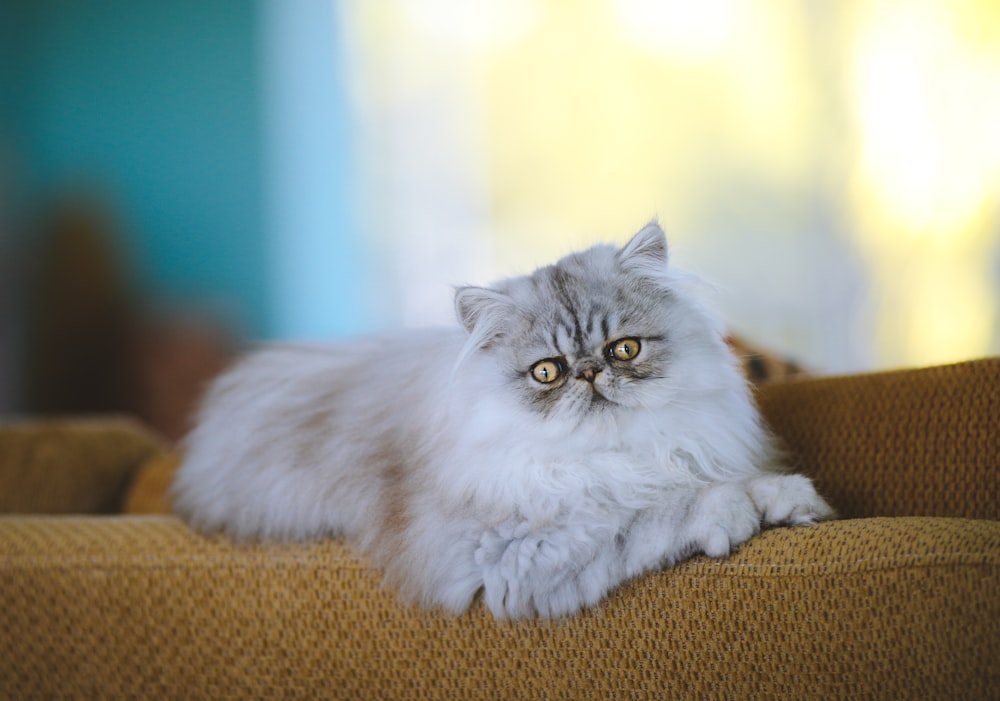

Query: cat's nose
left=576, top=365, right=602, bottom=383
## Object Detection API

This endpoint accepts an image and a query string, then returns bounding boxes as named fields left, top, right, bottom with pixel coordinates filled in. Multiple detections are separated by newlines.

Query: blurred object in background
left=21, top=198, right=136, bottom=416
left=16, top=195, right=234, bottom=442
left=129, top=311, right=235, bottom=443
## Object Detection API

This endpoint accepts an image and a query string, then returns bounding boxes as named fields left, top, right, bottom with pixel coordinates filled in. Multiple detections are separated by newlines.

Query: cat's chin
left=550, top=384, right=623, bottom=425
left=562, top=392, right=638, bottom=430
left=589, top=390, right=612, bottom=407
left=583, top=382, right=672, bottom=414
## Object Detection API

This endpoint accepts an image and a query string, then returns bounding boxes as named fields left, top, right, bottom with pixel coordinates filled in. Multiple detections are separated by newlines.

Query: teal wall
left=1, top=0, right=372, bottom=340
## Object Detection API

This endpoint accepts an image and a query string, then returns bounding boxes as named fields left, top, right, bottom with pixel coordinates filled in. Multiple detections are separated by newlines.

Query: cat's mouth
left=589, top=388, right=612, bottom=406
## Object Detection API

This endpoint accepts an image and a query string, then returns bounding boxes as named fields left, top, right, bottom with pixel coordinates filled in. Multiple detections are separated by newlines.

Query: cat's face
left=456, top=223, right=719, bottom=426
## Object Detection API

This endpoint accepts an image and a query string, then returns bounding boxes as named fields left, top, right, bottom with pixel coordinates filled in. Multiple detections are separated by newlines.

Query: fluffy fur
left=173, top=222, right=834, bottom=619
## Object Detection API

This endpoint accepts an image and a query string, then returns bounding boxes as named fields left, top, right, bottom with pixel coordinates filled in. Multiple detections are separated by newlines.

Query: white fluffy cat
left=173, top=222, right=834, bottom=619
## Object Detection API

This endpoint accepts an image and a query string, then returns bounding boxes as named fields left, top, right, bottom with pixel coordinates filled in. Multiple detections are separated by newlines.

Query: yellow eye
left=609, top=338, right=641, bottom=361
left=530, top=359, right=563, bottom=384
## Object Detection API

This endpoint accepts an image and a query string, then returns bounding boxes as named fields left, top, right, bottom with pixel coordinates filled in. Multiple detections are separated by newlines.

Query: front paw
left=748, top=473, right=836, bottom=527
left=687, top=483, right=761, bottom=558
left=475, top=521, right=545, bottom=619
left=474, top=521, right=608, bottom=619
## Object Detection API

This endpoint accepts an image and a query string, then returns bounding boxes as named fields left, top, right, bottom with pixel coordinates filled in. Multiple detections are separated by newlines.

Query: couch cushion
left=1, top=515, right=996, bottom=699
left=0, top=417, right=164, bottom=514
left=758, top=357, right=1000, bottom=519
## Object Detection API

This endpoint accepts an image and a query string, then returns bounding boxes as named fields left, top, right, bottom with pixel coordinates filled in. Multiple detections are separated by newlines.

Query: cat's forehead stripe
left=524, top=258, right=649, bottom=356
left=557, top=308, right=594, bottom=355
left=545, top=266, right=588, bottom=351
left=551, top=307, right=620, bottom=357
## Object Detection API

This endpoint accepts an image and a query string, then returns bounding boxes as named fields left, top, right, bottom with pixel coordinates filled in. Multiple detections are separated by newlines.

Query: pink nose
left=577, top=367, right=600, bottom=383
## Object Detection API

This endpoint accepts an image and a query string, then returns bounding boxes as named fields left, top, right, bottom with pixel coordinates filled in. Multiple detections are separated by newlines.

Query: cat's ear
left=452, top=287, right=521, bottom=375
left=618, top=221, right=669, bottom=272
left=454, top=286, right=519, bottom=340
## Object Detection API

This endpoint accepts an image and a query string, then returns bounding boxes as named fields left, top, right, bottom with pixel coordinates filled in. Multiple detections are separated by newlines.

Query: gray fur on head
left=453, top=222, right=690, bottom=420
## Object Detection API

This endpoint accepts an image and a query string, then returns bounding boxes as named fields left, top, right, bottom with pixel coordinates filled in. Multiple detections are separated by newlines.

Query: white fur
left=173, top=223, right=834, bottom=619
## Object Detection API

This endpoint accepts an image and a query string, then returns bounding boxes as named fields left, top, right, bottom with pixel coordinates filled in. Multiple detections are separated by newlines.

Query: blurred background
left=1, top=0, right=998, bottom=440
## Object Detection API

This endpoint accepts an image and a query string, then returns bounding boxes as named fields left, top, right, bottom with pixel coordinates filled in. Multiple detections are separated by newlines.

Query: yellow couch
left=2, top=359, right=997, bottom=699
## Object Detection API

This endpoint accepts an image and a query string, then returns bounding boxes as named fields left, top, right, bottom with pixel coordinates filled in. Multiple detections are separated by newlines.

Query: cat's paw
left=475, top=520, right=544, bottom=619
left=474, top=520, right=605, bottom=619
left=747, top=473, right=836, bottom=527
left=687, top=483, right=761, bottom=558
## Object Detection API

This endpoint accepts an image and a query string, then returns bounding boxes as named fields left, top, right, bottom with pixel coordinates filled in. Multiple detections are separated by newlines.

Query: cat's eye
left=530, top=359, right=564, bottom=384
left=609, top=338, right=641, bottom=361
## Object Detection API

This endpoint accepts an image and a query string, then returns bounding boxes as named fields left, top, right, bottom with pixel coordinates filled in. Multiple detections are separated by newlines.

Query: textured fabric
left=758, top=357, right=999, bottom=519
left=1, top=516, right=996, bottom=699
left=124, top=453, right=180, bottom=515
left=0, top=417, right=163, bottom=514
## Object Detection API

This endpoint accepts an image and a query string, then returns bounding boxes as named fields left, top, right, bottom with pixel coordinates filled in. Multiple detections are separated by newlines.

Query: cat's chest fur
left=431, top=380, right=727, bottom=522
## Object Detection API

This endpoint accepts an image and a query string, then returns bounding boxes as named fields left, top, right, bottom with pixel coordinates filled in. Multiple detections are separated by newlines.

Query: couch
left=2, top=358, right=997, bottom=699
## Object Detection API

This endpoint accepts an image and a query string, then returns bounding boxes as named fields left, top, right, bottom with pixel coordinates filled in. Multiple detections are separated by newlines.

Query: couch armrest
left=757, top=358, right=999, bottom=519
left=0, top=417, right=165, bottom=514
left=1, top=515, right=996, bottom=699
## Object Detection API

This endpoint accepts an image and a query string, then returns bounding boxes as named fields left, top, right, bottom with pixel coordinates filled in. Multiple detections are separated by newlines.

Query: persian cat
left=173, top=222, right=834, bottom=619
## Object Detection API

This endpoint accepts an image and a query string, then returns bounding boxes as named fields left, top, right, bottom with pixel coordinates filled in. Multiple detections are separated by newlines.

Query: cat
left=172, top=222, right=834, bottom=619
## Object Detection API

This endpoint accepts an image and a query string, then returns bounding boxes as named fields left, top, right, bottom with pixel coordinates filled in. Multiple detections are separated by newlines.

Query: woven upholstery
left=123, top=452, right=179, bottom=515
left=0, top=417, right=163, bottom=515
left=758, top=357, right=999, bottom=519
left=1, top=358, right=998, bottom=699
left=2, top=516, right=996, bottom=699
